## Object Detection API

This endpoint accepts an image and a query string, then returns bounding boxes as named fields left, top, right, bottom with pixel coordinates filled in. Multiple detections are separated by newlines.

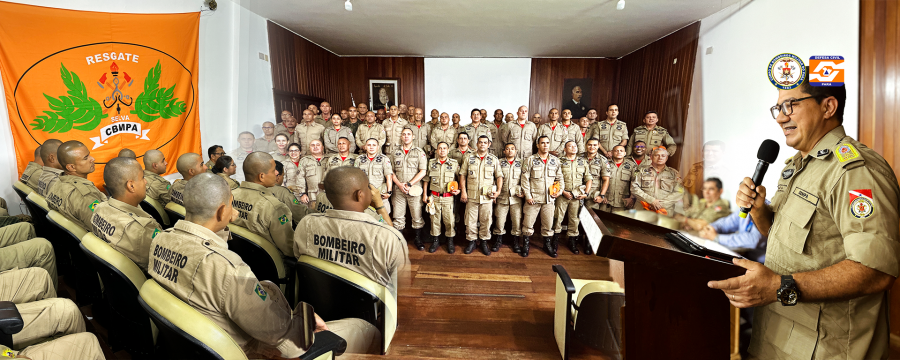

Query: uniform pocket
left=779, top=195, right=817, bottom=254
left=620, top=171, right=631, bottom=181
left=554, top=133, right=564, bottom=142
left=660, top=179, right=675, bottom=192
left=600, top=134, right=609, bottom=141
left=523, top=132, right=533, bottom=141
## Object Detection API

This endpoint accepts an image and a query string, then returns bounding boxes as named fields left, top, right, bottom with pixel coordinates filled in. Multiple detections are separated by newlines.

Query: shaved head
left=176, top=153, right=203, bottom=179
left=184, top=173, right=232, bottom=222
left=40, top=139, right=62, bottom=166
left=104, top=157, right=143, bottom=199
left=118, top=148, right=136, bottom=158
left=57, top=140, right=87, bottom=168
left=33, top=146, right=42, bottom=162
left=143, top=149, right=164, bottom=169
left=323, top=167, right=369, bottom=211
left=242, top=151, right=274, bottom=181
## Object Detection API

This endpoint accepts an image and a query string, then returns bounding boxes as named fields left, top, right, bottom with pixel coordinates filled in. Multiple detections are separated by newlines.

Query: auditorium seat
left=80, top=233, right=157, bottom=356
left=24, top=192, right=51, bottom=239
left=46, top=210, right=104, bottom=307
left=296, top=255, right=398, bottom=355
left=164, top=202, right=185, bottom=223
left=12, top=181, right=32, bottom=204
left=553, top=264, right=625, bottom=360
left=140, top=197, right=171, bottom=228
left=226, top=223, right=296, bottom=306
left=138, top=279, right=345, bottom=360
left=0, top=300, right=23, bottom=349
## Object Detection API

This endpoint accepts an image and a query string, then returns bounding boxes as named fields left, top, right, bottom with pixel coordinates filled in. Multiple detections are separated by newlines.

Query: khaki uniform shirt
left=322, top=153, right=358, bottom=181
left=168, top=179, right=187, bottom=206
left=355, top=123, right=386, bottom=152
left=390, top=146, right=427, bottom=184
left=254, top=137, right=278, bottom=153
left=587, top=120, right=629, bottom=153
left=382, top=118, right=409, bottom=154
left=459, top=153, right=502, bottom=204
left=91, top=198, right=161, bottom=271
left=313, top=114, right=329, bottom=127
left=150, top=220, right=315, bottom=358
left=268, top=185, right=315, bottom=224
left=354, top=154, right=394, bottom=191
left=46, top=175, right=108, bottom=231
left=282, top=161, right=301, bottom=196
left=575, top=129, right=589, bottom=155
left=537, top=123, right=577, bottom=154
left=426, top=158, right=459, bottom=194
left=20, top=162, right=41, bottom=191
left=429, top=125, right=458, bottom=152
left=405, top=122, right=432, bottom=153
left=750, top=126, right=900, bottom=360
left=271, top=152, right=290, bottom=163
left=584, top=155, right=611, bottom=198
left=206, top=159, right=215, bottom=172
left=218, top=173, right=241, bottom=190
left=144, top=170, right=171, bottom=206
left=231, top=148, right=254, bottom=180
left=500, top=121, right=538, bottom=160
left=313, top=191, right=385, bottom=224
left=448, top=147, right=473, bottom=167
left=232, top=182, right=295, bottom=257
left=605, top=159, right=637, bottom=207
left=496, top=158, right=523, bottom=205
left=521, top=154, right=564, bottom=205
left=630, top=165, right=683, bottom=214
left=489, top=122, right=504, bottom=157
left=37, top=166, right=63, bottom=196
left=274, top=124, right=301, bottom=147
left=296, top=156, right=325, bottom=202
left=294, top=209, right=409, bottom=291
left=322, top=126, right=357, bottom=154
left=684, top=198, right=731, bottom=224
left=559, top=156, right=592, bottom=194
left=295, top=122, right=326, bottom=156
left=628, top=125, right=676, bottom=156
left=460, top=123, right=492, bottom=148
left=682, top=161, right=704, bottom=196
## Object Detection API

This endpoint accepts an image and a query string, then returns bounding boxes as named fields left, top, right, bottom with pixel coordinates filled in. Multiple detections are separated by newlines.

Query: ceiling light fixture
left=345, top=0, right=352, bottom=11
left=616, top=0, right=625, bottom=10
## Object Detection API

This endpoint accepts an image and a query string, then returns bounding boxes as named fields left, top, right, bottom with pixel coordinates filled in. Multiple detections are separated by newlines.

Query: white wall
left=698, top=0, right=859, bottom=203
left=0, top=0, right=274, bottom=213
left=424, top=58, right=531, bottom=122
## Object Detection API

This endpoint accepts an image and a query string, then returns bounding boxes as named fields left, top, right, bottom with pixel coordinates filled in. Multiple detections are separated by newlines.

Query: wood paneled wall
left=859, top=0, right=900, bottom=347
left=528, top=58, right=619, bottom=122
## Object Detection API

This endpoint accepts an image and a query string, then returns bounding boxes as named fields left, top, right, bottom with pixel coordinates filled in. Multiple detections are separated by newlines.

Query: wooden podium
left=584, top=207, right=746, bottom=360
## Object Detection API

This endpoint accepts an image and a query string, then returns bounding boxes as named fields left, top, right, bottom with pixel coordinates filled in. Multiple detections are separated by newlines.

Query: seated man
left=680, top=177, right=731, bottom=230
left=169, top=153, right=206, bottom=206
left=294, top=167, right=409, bottom=292
left=150, top=173, right=379, bottom=357
left=0, top=267, right=104, bottom=360
left=91, top=157, right=162, bottom=272
left=269, top=161, right=315, bottom=224
left=45, top=140, right=107, bottom=231
left=36, top=139, right=64, bottom=196
left=143, top=149, right=171, bottom=206
left=21, top=146, right=43, bottom=191
left=698, top=203, right=769, bottom=263
left=0, top=223, right=57, bottom=290
left=232, top=152, right=295, bottom=257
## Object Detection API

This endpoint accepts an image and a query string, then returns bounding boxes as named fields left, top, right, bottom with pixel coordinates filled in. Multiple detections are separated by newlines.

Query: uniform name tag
left=792, top=187, right=819, bottom=206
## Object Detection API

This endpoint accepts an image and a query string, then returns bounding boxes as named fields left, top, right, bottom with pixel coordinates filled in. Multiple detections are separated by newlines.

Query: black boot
left=510, top=234, right=521, bottom=253
left=447, top=235, right=456, bottom=254
left=414, top=228, right=425, bottom=251
left=519, top=236, right=530, bottom=257
left=583, top=233, right=593, bottom=255
left=464, top=240, right=477, bottom=254
left=544, top=236, right=557, bottom=258
left=491, top=234, right=502, bottom=252
left=428, top=236, right=440, bottom=253
left=481, top=239, right=492, bottom=256
left=568, top=235, right=580, bottom=255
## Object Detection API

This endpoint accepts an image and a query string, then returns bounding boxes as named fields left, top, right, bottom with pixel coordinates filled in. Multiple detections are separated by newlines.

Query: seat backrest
left=164, top=202, right=186, bottom=223
left=47, top=210, right=88, bottom=242
left=227, top=224, right=285, bottom=282
left=13, top=181, right=32, bottom=203
left=297, top=255, right=397, bottom=354
left=141, top=198, right=171, bottom=227
left=24, top=193, right=51, bottom=238
left=573, top=285, right=625, bottom=359
left=138, top=280, right=247, bottom=360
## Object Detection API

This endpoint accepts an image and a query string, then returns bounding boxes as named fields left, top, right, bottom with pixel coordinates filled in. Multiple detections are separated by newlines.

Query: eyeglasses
left=770, top=96, right=815, bottom=119
left=288, top=149, right=301, bottom=153
left=214, top=152, right=225, bottom=156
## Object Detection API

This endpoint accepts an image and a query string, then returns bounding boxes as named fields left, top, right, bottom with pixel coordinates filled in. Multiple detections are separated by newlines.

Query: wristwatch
left=776, top=275, right=799, bottom=306
left=405, top=182, right=411, bottom=188
left=600, top=194, right=607, bottom=198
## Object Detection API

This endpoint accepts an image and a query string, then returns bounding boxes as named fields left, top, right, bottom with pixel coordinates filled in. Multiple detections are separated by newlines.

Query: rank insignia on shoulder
left=279, top=215, right=289, bottom=225
left=835, top=144, right=860, bottom=163
left=89, top=200, right=100, bottom=212
left=816, top=149, right=831, bottom=157
left=152, top=228, right=161, bottom=239
left=254, top=283, right=268, bottom=301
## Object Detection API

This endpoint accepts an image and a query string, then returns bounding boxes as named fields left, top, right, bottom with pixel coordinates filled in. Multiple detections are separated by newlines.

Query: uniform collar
left=109, top=197, right=150, bottom=217
left=239, top=181, right=269, bottom=193
left=324, top=208, right=380, bottom=223
left=174, top=220, right=230, bottom=249
left=42, top=166, right=63, bottom=174
left=807, top=125, right=846, bottom=160
left=143, top=169, right=164, bottom=179
left=60, top=174, right=93, bottom=184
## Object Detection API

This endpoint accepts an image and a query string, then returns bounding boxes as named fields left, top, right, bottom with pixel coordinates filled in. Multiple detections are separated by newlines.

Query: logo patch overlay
left=89, top=200, right=100, bottom=212
left=849, top=189, right=873, bottom=219
left=768, top=53, right=806, bottom=90
left=835, top=143, right=860, bottom=163
left=254, top=283, right=267, bottom=301
left=152, top=228, right=161, bottom=239
left=809, top=56, right=844, bottom=87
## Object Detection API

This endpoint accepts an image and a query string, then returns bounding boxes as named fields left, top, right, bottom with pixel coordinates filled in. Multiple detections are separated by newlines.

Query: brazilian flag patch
left=279, top=214, right=289, bottom=225
left=254, top=283, right=267, bottom=301
left=292, top=198, right=300, bottom=205
left=166, top=183, right=171, bottom=190
left=89, top=200, right=100, bottom=212
left=152, top=228, right=161, bottom=239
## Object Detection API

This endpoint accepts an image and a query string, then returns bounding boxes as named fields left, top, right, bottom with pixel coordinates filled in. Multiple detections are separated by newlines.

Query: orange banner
left=0, top=2, right=200, bottom=186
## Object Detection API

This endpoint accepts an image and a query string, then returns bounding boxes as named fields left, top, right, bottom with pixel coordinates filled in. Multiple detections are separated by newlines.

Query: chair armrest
left=0, top=301, right=23, bottom=335
left=300, top=330, right=347, bottom=360
left=552, top=265, right=576, bottom=294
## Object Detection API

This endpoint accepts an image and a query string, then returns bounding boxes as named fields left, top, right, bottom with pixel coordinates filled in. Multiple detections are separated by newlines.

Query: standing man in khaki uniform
left=680, top=177, right=731, bottom=230
left=295, top=167, right=409, bottom=294
left=383, top=105, right=409, bottom=155
left=151, top=173, right=380, bottom=357
left=631, top=147, right=683, bottom=215
left=520, top=136, right=564, bottom=257
left=424, top=142, right=461, bottom=254
left=406, top=108, right=432, bottom=156
left=232, top=152, right=296, bottom=258
left=627, top=111, right=676, bottom=156
left=36, top=139, right=63, bottom=196
left=558, top=109, right=582, bottom=148
left=231, top=132, right=256, bottom=181
left=581, top=139, right=611, bottom=254
left=20, top=146, right=42, bottom=191
left=45, top=140, right=107, bottom=231
left=600, top=145, right=636, bottom=213
left=586, top=104, right=629, bottom=158
left=500, top=106, right=538, bottom=160
left=390, top=128, right=428, bottom=249
left=492, top=143, right=524, bottom=253
left=314, top=101, right=333, bottom=126
left=275, top=110, right=302, bottom=145
left=323, top=114, right=357, bottom=154
left=91, top=157, right=161, bottom=271
left=297, top=109, right=326, bottom=156
left=142, top=149, right=171, bottom=206
left=355, top=111, right=386, bottom=154
left=489, top=109, right=505, bottom=157
left=169, top=153, right=206, bottom=206
left=554, top=141, right=592, bottom=255
left=323, top=137, right=358, bottom=180
left=296, top=140, right=326, bottom=209
left=429, top=112, right=457, bottom=152
left=459, top=135, right=503, bottom=256
left=710, top=81, right=900, bottom=359
left=448, top=132, right=472, bottom=238
left=537, top=109, right=570, bottom=157
left=461, top=109, right=492, bottom=149
left=628, top=140, right=649, bottom=167
left=254, top=121, right=278, bottom=152
left=355, top=139, right=394, bottom=213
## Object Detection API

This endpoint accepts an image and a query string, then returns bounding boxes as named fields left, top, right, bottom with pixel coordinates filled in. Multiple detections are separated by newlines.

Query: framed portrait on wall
left=369, top=79, right=399, bottom=111
left=562, top=78, right=592, bottom=119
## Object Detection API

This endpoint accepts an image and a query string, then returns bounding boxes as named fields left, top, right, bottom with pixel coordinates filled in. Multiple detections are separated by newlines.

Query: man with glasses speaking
left=708, top=74, right=900, bottom=359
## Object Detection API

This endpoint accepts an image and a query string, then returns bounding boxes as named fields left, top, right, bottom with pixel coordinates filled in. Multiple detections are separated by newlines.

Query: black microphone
left=739, top=139, right=780, bottom=218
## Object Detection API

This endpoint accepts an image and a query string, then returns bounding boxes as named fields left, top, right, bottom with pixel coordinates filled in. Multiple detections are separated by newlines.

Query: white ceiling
left=237, top=0, right=744, bottom=58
